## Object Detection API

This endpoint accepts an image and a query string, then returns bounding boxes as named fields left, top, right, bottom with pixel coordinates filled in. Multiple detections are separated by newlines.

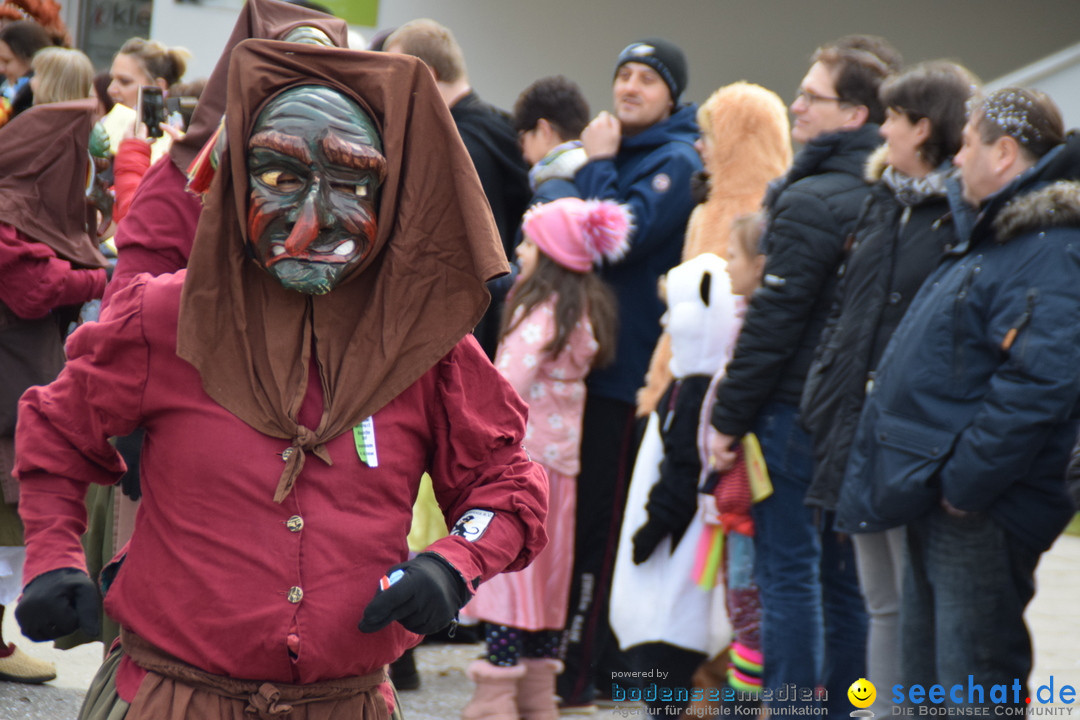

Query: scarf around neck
left=882, top=163, right=954, bottom=207
left=528, top=140, right=587, bottom=192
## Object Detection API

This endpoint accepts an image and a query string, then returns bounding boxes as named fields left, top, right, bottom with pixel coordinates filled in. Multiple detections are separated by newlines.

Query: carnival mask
left=247, top=85, right=386, bottom=294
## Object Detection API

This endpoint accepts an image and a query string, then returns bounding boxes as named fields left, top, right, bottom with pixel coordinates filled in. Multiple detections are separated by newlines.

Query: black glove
left=358, top=553, right=469, bottom=635
left=632, top=518, right=668, bottom=565
left=15, top=568, right=101, bottom=641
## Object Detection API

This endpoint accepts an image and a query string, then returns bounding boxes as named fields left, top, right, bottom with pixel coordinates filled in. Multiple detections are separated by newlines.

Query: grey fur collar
left=993, top=181, right=1080, bottom=243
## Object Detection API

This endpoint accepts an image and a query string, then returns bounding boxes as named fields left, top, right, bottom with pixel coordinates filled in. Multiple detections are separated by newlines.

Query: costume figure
left=14, top=40, right=547, bottom=720
left=462, top=198, right=625, bottom=720
left=0, top=97, right=108, bottom=683
left=611, top=253, right=739, bottom=716
left=104, top=0, right=351, bottom=301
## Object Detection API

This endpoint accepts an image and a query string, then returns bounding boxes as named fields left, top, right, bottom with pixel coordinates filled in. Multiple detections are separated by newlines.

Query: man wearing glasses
left=706, top=35, right=899, bottom=720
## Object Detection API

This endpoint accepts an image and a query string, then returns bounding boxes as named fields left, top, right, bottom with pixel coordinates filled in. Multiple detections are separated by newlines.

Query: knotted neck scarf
left=176, top=40, right=507, bottom=503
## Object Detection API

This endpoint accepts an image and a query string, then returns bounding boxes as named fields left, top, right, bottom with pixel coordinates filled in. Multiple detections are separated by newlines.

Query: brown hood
left=0, top=98, right=107, bottom=269
left=176, top=39, right=507, bottom=502
left=168, top=0, right=349, bottom=172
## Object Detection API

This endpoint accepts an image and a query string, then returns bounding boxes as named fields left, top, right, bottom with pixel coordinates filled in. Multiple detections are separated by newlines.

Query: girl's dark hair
left=880, top=60, right=979, bottom=167
left=513, top=75, right=590, bottom=140
left=93, top=70, right=115, bottom=114
left=501, top=253, right=618, bottom=369
left=0, top=20, right=54, bottom=63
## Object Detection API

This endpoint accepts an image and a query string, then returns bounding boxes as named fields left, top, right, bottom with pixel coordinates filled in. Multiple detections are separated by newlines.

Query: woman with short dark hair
left=800, top=60, right=979, bottom=714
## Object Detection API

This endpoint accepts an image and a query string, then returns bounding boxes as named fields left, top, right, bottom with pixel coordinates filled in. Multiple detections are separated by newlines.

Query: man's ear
left=843, top=104, right=870, bottom=130
left=995, top=134, right=1022, bottom=174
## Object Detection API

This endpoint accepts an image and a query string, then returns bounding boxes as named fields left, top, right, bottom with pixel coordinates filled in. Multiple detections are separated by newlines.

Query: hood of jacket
left=698, top=82, right=791, bottom=198
left=621, top=102, right=700, bottom=153
left=789, top=123, right=882, bottom=184
left=993, top=181, right=1080, bottom=243
left=864, top=144, right=889, bottom=183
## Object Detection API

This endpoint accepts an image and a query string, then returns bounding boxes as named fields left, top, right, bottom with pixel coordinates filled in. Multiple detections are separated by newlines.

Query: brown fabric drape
left=120, top=629, right=389, bottom=720
left=169, top=0, right=350, bottom=172
left=0, top=98, right=107, bottom=269
left=176, top=40, right=507, bottom=502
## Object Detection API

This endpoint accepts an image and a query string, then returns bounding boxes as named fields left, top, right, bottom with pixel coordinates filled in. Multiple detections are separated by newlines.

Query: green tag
left=353, top=417, right=378, bottom=468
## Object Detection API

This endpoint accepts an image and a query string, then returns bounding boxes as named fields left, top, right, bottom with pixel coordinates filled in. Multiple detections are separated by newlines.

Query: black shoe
left=389, top=648, right=420, bottom=691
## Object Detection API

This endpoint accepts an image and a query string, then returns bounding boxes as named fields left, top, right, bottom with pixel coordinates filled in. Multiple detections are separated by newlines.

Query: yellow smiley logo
left=848, top=678, right=876, bottom=709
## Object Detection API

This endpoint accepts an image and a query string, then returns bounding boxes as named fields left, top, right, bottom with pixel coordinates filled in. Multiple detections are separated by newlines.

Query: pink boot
left=462, top=660, right=526, bottom=720
left=517, top=658, right=564, bottom=720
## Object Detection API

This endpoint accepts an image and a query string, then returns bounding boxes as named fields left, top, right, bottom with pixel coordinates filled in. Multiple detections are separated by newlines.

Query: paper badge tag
left=353, top=417, right=378, bottom=468
left=450, top=509, right=495, bottom=543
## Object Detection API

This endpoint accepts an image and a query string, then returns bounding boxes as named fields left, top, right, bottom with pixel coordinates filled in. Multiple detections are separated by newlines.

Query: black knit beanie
left=614, top=38, right=688, bottom=103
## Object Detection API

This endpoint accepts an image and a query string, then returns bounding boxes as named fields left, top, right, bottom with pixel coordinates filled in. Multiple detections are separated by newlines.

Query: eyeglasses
left=794, top=88, right=845, bottom=105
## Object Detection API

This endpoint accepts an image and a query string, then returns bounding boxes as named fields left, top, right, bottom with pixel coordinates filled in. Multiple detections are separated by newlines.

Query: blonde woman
left=105, top=37, right=191, bottom=222
left=29, top=47, right=93, bottom=105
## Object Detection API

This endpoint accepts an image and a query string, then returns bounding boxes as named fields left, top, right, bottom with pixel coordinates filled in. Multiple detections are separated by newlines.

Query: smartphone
left=136, top=86, right=166, bottom=138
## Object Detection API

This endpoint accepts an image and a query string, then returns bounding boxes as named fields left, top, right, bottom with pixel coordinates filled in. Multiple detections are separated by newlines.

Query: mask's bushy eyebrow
left=249, top=130, right=312, bottom=164
left=322, top=133, right=388, bottom=182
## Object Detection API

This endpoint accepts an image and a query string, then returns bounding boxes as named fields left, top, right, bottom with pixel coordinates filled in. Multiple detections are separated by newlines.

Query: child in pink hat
left=462, top=197, right=630, bottom=720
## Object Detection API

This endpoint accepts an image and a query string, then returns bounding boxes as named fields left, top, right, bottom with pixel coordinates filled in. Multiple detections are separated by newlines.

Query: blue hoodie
left=574, top=103, right=701, bottom=404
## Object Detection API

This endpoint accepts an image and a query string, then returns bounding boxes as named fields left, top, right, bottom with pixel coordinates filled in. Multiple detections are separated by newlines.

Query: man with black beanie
left=558, top=37, right=702, bottom=712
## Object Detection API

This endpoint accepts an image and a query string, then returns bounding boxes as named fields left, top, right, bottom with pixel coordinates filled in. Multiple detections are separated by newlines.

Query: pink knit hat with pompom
left=521, top=198, right=633, bottom=273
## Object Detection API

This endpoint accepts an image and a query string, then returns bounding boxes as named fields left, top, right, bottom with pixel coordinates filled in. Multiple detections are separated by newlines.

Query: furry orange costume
left=638, top=82, right=792, bottom=416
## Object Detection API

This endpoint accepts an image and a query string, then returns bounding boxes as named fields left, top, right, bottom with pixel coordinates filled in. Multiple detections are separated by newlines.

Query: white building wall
left=988, top=42, right=1080, bottom=130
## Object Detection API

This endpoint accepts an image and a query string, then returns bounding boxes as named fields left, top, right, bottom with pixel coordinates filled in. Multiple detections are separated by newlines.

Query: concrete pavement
left=2, top=533, right=1078, bottom=719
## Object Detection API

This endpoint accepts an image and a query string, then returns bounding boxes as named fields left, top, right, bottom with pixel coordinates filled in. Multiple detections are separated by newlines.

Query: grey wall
left=371, top=1, right=1079, bottom=119
left=153, top=1, right=1079, bottom=124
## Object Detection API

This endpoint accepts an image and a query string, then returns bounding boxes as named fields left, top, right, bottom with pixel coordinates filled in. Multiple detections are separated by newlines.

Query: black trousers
left=557, top=394, right=639, bottom=705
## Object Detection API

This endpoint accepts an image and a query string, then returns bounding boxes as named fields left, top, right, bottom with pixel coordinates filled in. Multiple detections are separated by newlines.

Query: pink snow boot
left=517, top=658, right=564, bottom=720
left=461, top=659, right=526, bottom=720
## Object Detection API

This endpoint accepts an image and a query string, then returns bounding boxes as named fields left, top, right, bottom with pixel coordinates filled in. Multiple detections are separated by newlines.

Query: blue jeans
left=901, top=506, right=1040, bottom=709
left=751, top=402, right=868, bottom=720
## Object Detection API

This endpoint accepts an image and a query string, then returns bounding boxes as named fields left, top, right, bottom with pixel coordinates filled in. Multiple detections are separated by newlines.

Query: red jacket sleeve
left=0, top=223, right=106, bottom=319
left=111, top=138, right=152, bottom=224
left=425, top=335, right=549, bottom=592
left=15, top=278, right=151, bottom=584
left=103, top=160, right=202, bottom=305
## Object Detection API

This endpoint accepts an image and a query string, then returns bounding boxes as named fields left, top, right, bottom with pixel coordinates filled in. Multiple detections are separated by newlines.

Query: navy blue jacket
left=575, top=104, right=702, bottom=405
left=839, top=139, right=1080, bottom=552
